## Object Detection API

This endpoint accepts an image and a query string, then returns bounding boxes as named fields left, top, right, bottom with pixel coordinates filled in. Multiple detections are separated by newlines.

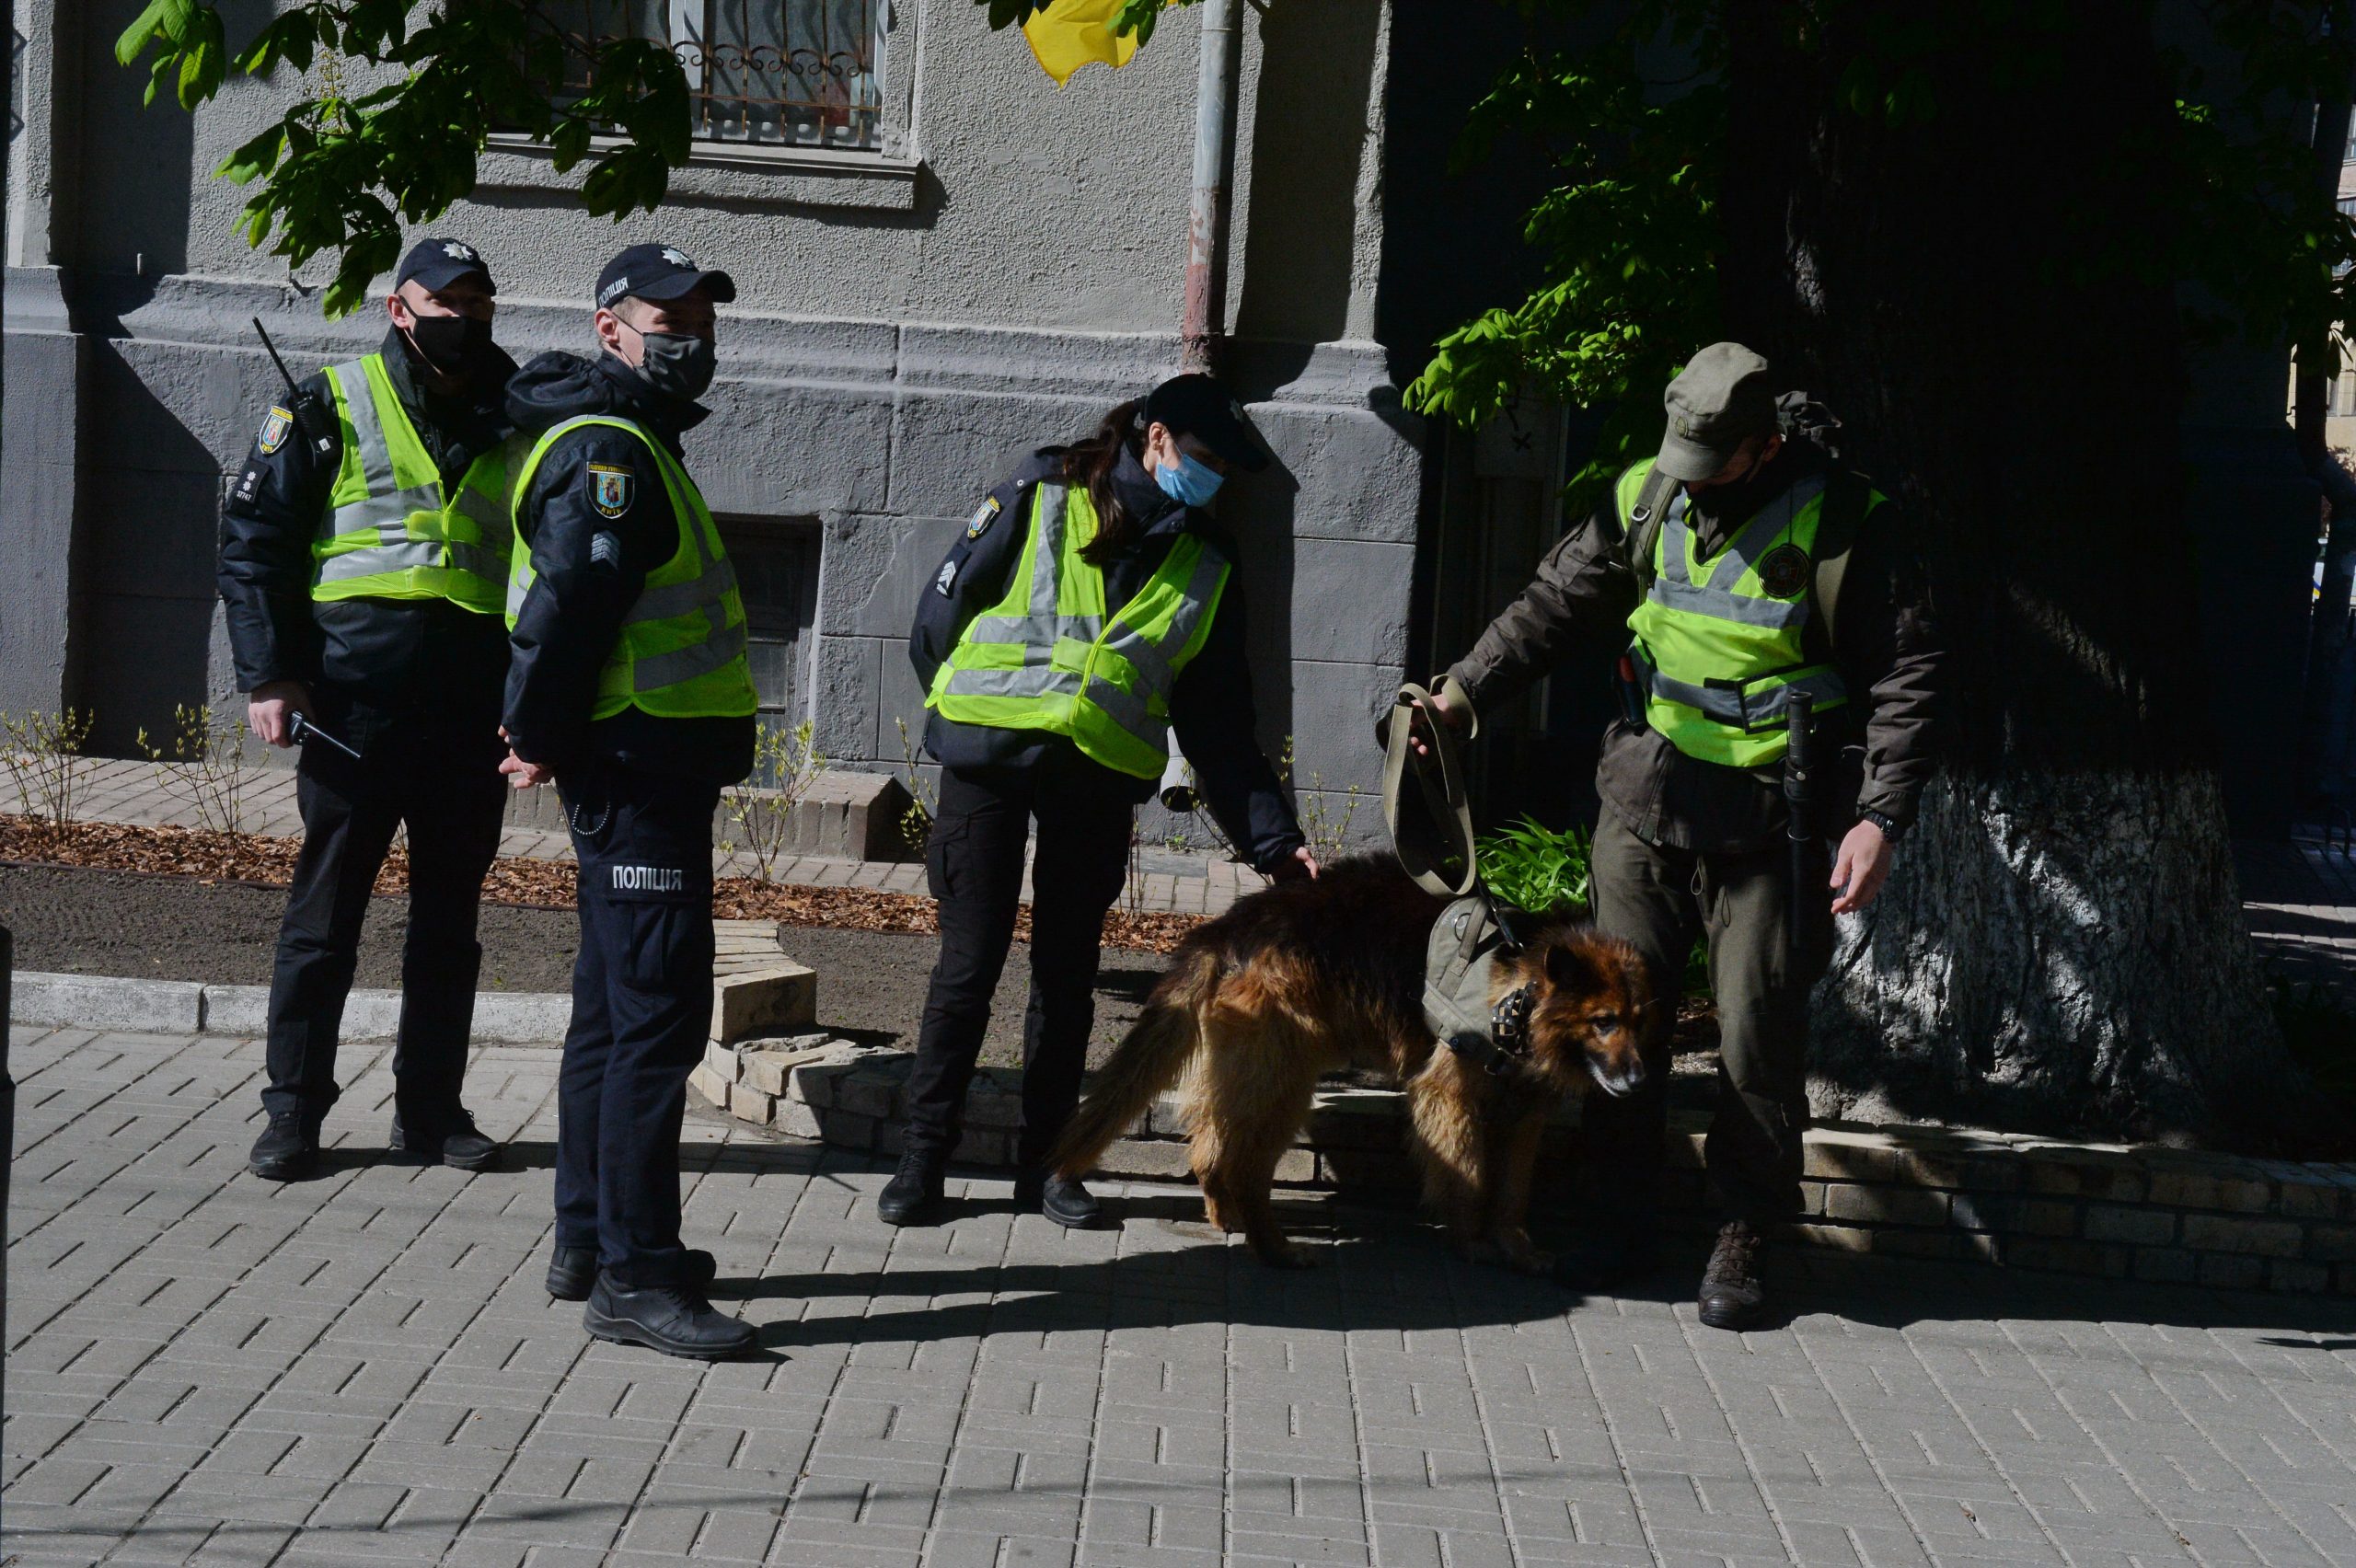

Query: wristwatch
left=1859, top=808, right=1906, bottom=842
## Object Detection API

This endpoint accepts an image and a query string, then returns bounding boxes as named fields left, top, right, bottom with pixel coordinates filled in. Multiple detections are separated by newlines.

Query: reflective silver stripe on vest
left=941, top=663, right=1080, bottom=700
left=321, top=361, right=444, bottom=547
left=1103, top=539, right=1228, bottom=696
left=453, top=480, right=513, bottom=548
left=1647, top=473, right=1827, bottom=630
left=1630, top=646, right=1847, bottom=732
left=317, top=540, right=444, bottom=582
left=1083, top=675, right=1153, bottom=738
left=316, top=536, right=509, bottom=586
left=633, top=616, right=748, bottom=692
left=966, top=484, right=1080, bottom=647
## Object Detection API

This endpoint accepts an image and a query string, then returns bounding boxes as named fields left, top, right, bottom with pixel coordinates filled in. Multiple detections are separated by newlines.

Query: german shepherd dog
left=1049, top=856, right=1652, bottom=1270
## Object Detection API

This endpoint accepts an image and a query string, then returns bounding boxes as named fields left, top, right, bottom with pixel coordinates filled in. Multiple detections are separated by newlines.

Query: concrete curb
left=12, top=971, right=573, bottom=1043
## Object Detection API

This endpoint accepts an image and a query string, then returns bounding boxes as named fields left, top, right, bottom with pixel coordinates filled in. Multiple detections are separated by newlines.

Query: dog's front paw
left=1485, top=1231, right=1554, bottom=1276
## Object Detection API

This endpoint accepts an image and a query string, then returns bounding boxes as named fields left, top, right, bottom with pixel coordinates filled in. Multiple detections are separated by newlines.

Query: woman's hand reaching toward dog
left=1271, top=846, right=1321, bottom=882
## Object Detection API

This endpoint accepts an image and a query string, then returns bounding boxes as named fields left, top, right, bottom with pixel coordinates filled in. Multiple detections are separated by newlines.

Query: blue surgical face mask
left=1155, top=449, right=1226, bottom=507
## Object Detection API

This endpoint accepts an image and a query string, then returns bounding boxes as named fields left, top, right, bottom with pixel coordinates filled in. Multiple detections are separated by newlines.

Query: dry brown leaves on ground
left=0, top=814, right=1206, bottom=954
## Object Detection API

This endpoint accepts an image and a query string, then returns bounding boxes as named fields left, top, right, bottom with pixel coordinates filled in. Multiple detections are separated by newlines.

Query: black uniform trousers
left=902, top=747, right=1136, bottom=1170
left=1581, top=808, right=1835, bottom=1229
left=554, top=767, right=721, bottom=1289
left=261, top=725, right=506, bottom=1130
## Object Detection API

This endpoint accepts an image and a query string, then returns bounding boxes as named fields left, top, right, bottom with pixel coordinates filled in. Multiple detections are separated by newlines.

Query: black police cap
left=396, top=237, right=495, bottom=294
left=595, top=243, right=739, bottom=312
left=1143, top=374, right=1270, bottom=473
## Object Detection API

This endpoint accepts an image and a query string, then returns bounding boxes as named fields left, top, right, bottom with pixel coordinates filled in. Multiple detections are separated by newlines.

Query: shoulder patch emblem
left=1756, top=543, right=1811, bottom=599
left=588, top=463, right=636, bottom=520
left=965, top=496, right=1001, bottom=540
left=257, top=406, right=294, bottom=455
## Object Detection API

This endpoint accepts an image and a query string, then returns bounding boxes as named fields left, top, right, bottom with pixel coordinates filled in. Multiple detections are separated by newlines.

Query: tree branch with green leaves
left=115, top=0, right=691, bottom=316
left=1402, top=0, right=2355, bottom=513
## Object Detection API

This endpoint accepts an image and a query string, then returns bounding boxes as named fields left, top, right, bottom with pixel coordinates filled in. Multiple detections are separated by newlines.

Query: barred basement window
left=536, top=2, right=887, bottom=153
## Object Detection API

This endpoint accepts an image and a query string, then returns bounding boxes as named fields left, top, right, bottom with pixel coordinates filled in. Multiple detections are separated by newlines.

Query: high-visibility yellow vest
left=312, top=353, right=514, bottom=613
left=1622, top=457, right=1879, bottom=769
left=928, top=482, right=1232, bottom=780
left=505, top=415, right=756, bottom=722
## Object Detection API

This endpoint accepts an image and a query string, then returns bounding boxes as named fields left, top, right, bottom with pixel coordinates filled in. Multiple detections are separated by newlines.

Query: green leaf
left=214, top=122, right=287, bottom=185
left=114, top=0, right=195, bottom=66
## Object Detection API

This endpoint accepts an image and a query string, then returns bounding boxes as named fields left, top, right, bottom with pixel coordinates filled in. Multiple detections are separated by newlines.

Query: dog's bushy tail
left=1048, top=942, right=1221, bottom=1179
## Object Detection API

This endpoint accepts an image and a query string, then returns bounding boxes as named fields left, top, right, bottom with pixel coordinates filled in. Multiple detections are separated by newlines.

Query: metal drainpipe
left=1182, top=0, right=1243, bottom=374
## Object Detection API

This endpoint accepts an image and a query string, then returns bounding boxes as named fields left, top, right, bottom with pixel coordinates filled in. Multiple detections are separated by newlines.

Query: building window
left=536, top=2, right=886, bottom=153
left=719, top=517, right=824, bottom=739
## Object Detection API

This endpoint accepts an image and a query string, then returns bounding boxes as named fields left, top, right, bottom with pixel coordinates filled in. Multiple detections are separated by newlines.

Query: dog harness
left=1440, top=979, right=1538, bottom=1080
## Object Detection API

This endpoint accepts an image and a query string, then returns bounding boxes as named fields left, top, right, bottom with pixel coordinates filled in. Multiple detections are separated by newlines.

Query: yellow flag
left=1022, top=0, right=1145, bottom=87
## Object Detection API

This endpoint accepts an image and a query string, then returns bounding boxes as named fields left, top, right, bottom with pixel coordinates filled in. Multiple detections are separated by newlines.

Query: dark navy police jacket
left=910, top=445, right=1306, bottom=873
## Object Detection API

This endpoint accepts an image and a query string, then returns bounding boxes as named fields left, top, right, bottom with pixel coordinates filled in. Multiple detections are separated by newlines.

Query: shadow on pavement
left=483, top=1138, right=2353, bottom=1343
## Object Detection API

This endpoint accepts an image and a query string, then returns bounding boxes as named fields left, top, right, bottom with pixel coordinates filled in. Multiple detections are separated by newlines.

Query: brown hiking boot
left=1697, top=1221, right=1767, bottom=1332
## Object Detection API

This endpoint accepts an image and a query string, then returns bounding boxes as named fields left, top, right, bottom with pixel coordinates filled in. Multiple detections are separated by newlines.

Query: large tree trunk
left=1718, top=2, right=2344, bottom=1153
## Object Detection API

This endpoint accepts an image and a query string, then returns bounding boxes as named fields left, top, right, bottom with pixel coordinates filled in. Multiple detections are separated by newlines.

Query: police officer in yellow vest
left=1426, top=343, right=1945, bottom=1330
left=219, top=237, right=519, bottom=1182
left=881, top=375, right=1318, bottom=1230
left=498, top=244, right=757, bottom=1360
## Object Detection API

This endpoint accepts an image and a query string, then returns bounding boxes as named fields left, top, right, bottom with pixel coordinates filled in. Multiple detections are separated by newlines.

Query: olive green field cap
left=1656, top=341, right=1778, bottom=482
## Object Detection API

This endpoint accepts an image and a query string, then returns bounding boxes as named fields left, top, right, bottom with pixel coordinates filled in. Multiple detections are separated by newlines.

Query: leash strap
left=1378, top=677, right=1481, bottom=898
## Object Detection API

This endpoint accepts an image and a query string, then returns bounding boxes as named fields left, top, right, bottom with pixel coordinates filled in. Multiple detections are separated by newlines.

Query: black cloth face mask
left=405, top=312, right=492, bottom=378
left=634, top=329, right=717, bottom=403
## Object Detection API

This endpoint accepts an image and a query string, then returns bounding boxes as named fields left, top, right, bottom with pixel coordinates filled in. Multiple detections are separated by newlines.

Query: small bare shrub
left=136, top=704, right=251, bottom=835
left=723, top=720, right=827, bottom=882
left=1, top=708, right=98, bottom=824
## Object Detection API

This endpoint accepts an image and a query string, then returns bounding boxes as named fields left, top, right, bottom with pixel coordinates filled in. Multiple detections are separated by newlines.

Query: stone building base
left=691, top=1037, right=2356, bottom=1297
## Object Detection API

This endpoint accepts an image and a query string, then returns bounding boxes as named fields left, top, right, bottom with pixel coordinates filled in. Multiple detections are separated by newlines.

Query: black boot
left=1697, top=1221, right=1768, bottom=1332
left=583, top=1278, right=755, bottom=1360
left=248, top=1108, right=322, bottom=1181
left=1015, top=1173, right=1102, bottom=1229
left=547, top=1245, right=716, bottom=1303
left=390, top=1109, right=499, bottom=1171
left=876, top=1147, right=946, bottom=1227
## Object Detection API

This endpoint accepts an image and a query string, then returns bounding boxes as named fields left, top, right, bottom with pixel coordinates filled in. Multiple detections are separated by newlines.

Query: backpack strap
left=1808, top=467, right=1874, bottom=653
left=1621, top=465, right=1681, bottom=586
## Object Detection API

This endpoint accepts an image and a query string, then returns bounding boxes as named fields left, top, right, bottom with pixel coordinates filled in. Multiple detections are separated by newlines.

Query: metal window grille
left=537, top=2, right=885, bottom=152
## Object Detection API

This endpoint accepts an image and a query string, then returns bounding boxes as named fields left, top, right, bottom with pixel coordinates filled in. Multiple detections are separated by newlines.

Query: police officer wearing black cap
left=498, top=243, right=758, bottom=1360
left=222, top=236, right=520, bottom=1182
left=880, top=375, right=1317, bottom=1230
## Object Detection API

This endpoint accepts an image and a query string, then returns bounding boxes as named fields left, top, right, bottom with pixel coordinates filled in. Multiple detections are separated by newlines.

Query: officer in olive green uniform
left=1430, top=343, right=1945, bottom=1330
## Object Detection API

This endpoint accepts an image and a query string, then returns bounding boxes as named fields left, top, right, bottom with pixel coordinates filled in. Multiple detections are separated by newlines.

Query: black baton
left=289, top=710, right=361, bottom=763
left=1784, top=687, right=1816, bottom=940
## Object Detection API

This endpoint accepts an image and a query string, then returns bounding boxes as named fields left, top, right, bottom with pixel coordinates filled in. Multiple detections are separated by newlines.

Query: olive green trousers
left=1580, top=809, right=1835, bottom=1229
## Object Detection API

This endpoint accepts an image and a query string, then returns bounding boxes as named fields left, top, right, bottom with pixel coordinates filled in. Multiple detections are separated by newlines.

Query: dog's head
left=1504, top=929, right=1654, bottom=1099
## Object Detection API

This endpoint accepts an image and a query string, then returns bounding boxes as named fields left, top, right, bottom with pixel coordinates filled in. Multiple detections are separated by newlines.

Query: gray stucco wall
left=3, top=0, right=1420, bottom=847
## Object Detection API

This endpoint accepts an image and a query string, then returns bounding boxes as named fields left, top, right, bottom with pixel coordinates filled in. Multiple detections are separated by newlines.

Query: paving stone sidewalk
left=9, top=1026, right=2356, bottom=1568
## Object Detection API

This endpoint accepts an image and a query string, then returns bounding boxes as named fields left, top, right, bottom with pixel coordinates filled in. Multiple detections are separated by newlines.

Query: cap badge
left=660, top=247, right=694, bottom=269
left=442, top=241, right=478, bottom=260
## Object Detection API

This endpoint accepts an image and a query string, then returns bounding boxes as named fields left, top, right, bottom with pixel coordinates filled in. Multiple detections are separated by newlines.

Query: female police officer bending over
left=882, top=374, right=1318, bottom=1229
